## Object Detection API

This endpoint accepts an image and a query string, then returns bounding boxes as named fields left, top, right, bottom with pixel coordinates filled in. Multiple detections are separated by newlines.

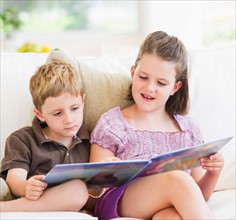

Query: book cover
left=137, top=136, right=233, bottom=177
left=43, top=159, right=148, bottom=188
left=43, top=136, right=233, bottom=188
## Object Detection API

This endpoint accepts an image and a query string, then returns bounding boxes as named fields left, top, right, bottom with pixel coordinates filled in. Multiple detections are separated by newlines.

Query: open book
left=43, top=136, right=233, bottom=188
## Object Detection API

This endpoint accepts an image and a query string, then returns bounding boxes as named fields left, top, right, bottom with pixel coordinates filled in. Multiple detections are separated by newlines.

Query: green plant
left=0, top=7, right=22, bottom=37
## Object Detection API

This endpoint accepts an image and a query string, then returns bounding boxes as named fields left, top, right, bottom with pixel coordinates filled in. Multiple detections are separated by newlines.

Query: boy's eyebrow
left=50, top=103, right=81, bottom=111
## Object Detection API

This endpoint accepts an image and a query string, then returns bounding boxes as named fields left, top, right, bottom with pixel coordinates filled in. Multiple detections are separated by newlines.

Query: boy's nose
left=63, top=113, right=73, bottom=124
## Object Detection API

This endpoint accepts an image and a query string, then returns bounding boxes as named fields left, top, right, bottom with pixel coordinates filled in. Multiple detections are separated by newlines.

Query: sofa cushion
left=46, top=48, right=235, bottom=192
left=214, top=141, right=235, bottom=191
left=46, top=49, right=133, bottom=133
left=0, top=178, right=14, bottom=201
left=0, top=211, right=97, bottom=219
left=188, top=47, right=235, bottom=192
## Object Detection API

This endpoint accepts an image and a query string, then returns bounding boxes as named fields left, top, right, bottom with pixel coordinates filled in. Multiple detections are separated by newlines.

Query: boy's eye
left=53, top=112, right=61, bottom=116
left=72, top=106, right=79, bottom=111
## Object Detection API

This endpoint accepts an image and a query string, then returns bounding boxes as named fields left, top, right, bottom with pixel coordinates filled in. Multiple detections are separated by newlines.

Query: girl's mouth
left=141, top=93, right=155, bottom=100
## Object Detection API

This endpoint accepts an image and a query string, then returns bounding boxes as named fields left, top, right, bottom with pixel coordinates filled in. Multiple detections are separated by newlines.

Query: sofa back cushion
left=1, top=47, right=235, bottom=192
left=45, top=49, right=134, bottom=132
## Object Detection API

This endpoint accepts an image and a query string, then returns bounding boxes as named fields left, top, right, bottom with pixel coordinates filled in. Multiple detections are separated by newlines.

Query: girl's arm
left=191, top=152, right=224, bottom=201
left=89, top=143, right=118, bottom=162
left=6, top=168, right=47, bottom=200
left=84, top=143, right=119, bottom=211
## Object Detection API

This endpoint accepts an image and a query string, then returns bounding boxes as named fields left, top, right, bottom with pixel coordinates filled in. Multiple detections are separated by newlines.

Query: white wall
left=139, top=1, right=203, bottom=50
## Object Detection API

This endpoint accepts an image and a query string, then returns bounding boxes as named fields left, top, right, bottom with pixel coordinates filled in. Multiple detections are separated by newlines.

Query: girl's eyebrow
left=139, top=70, right=149, bottom=75
left=139, top=70, right=169, bottom=82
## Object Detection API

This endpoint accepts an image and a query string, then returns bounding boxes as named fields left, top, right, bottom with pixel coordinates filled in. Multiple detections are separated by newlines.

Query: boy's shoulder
left=7, top=117, right=44, bottom=144
left=9, top=125, right=34, bottom=136
left=6, top=126, right=35, bottom=143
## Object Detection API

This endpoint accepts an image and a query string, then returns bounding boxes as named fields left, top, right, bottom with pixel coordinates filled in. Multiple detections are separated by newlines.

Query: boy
left=0, top=61, right=90, bottom=211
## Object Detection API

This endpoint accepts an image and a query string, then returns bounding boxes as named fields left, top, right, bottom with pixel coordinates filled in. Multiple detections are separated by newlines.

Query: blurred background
left=1, top=0, right=235, bottom=57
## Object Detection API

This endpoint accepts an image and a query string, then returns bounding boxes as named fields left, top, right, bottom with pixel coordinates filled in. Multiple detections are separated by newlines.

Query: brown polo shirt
left=0, top=117, right=90, bottom=180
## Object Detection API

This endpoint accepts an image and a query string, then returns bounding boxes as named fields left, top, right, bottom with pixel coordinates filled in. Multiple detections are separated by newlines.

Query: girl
left=89, top=31, right=224, bottom=219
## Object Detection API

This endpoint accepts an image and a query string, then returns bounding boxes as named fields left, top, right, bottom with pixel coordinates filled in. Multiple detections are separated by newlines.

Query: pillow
left=0, top=178, right=14, bottom=201
left=46, top=49, right=133, bottom=133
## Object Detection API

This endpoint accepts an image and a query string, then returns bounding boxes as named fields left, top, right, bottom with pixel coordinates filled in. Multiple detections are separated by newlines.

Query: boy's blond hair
left=29, top=61, right=83, bottom=110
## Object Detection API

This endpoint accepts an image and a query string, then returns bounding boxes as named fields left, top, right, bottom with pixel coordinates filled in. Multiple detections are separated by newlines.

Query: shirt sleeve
left=185, top=114, right=204, bottom=146
left=1, top=131, right=32, bottom=179
left=90, top=109, right=126, bottom=155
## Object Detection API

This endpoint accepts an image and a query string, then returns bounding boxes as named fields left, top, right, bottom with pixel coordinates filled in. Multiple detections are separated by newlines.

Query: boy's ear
left=34, top=108, right=45, bottom=122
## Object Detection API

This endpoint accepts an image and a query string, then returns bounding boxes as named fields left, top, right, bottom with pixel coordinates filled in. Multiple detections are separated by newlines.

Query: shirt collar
left=32, top=117, right=90, bottom=146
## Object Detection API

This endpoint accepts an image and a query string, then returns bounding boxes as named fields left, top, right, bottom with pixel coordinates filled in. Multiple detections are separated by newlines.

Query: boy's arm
left=6, top=168, right=28, bottom=196
left=6, top=168, right=47, bottom=200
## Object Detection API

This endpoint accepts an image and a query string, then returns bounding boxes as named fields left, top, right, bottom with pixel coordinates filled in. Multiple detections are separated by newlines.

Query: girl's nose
left=146, top=81, right=157, bottom=92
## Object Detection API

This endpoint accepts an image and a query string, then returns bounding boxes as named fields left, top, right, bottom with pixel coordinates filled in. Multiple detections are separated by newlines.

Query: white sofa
left=1, top=46, right=235, bottom=220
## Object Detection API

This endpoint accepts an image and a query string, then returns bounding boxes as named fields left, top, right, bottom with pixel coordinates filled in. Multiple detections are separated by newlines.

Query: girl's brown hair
left=128, top=31, right=189, bottom=115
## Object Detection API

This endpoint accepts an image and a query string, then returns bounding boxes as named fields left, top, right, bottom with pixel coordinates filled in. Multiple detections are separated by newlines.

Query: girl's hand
left=102, top=156, right=121, bottom=162
left=25, top=175, right=48, bottom=200
left=200, top=152, right=224, bottom=175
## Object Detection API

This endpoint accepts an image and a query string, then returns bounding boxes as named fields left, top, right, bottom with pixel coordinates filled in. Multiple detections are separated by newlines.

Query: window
left=202, top=1, right=235, bottom=47
left=1, top=1, right=138, bottom=33
left=1, top=1, right=235, bottom=56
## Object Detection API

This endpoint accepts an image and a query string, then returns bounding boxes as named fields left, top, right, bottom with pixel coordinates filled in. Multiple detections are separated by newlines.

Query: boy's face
left=34, top=92, right=85, bottom=142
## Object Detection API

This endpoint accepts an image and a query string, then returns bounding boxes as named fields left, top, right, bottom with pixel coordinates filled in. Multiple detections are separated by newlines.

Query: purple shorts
left=94, top=179, right=136, bottom=220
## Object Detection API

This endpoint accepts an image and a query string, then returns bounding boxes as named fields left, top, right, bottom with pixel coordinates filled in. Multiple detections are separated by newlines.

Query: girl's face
left=131, top=53, right=182, bottom=113
left=34, top=92, right=85, bottom=143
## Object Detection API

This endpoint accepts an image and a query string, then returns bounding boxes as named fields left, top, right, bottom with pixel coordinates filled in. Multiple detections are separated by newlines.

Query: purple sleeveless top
left=90, top=107, right=203, bottom=160
left=90, top=107, right=204, bottom=220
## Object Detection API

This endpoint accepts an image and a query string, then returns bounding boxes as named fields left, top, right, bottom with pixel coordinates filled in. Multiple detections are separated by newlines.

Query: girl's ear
left=82, top=93, right=85, bottom=103
left=130, top=65, right=135, bottom=78
left=34, top=108, right=45, bottom=122
left=171, top=81, right=182, bottom=96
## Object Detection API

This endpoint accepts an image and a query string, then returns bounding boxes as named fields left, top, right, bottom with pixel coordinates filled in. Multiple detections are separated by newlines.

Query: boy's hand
left=25, top=175, right=48, bottom=200
left=200, top=152, right=224, bottom=175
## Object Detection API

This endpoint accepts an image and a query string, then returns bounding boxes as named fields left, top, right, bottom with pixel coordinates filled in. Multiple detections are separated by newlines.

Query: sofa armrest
left=0, top=178, right=14, bottom=201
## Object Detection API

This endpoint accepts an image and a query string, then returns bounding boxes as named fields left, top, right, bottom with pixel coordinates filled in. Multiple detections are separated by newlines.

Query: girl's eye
left=158, top=81, right=166, bottom=86
left=139, top=75, right=148, bottom=80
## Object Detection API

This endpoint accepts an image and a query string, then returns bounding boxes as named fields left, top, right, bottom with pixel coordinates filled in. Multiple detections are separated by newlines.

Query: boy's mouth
left=64, top=125, right=78, bottom=131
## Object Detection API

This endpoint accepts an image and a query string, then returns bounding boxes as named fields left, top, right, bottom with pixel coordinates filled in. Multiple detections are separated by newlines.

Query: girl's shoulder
left=174, top=114, right=203, bottom=143
left=99, top=106, right=126, bottom=125
left=174, top=114, right=200, bottom=131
